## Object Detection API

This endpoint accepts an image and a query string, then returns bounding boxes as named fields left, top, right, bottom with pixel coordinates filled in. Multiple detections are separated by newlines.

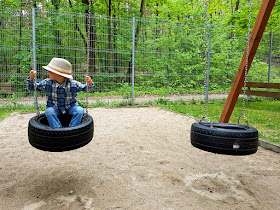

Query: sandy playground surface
left=0, top=107, right=280, bottom=210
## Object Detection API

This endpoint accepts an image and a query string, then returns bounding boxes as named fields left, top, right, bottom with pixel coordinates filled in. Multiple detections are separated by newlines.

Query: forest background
left=0, top=0, right=279, bottom=98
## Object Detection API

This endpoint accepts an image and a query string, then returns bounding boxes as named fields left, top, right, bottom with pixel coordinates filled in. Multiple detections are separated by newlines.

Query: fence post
left=205, top=22, right=211, bottom=102
left=131, top=16, right=135, bottom=106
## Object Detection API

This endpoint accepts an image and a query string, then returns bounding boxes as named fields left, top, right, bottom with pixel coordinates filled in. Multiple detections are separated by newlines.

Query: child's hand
left=85, top=75, right=93, bottom=86
left=30, top=70, right=36, bottom=81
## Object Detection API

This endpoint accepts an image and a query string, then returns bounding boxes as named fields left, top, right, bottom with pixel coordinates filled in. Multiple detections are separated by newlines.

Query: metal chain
left=200, top=0, right=211, bottom=124
left=26, top=0, right=40, bottom=115
left=238, top=0, right=252, bottom=125
left=85, top=0, right=92, bottom=115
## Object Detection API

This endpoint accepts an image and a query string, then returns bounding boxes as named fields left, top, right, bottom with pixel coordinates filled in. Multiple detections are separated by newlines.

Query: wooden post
left=219, top=0, right=276, bottom=123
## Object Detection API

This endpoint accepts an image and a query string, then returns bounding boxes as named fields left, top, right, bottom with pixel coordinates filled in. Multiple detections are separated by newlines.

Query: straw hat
left=43, top=58, right=73, bottom=79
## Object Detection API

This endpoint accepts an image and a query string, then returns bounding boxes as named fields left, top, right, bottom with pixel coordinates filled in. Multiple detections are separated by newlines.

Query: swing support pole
left=219, top=0, right=276, bottom=123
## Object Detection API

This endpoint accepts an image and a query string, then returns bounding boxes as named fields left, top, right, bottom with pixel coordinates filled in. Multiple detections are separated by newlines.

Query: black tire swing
left=28, top=114, right=94, bottom=152
left=27, top=3, right=94, bottom=152
left=190, top=0, right=258, bottom=156
left=191, top=122, right=258, bottom=156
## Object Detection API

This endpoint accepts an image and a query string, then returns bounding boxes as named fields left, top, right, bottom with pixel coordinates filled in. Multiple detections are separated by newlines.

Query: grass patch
left=156, top=98, right=280, bottom=144
left=0, top=102, right=45, bottom=119
left=0, top=110, right=13, bottom=120
left=79, top=87, right=228, bottom=98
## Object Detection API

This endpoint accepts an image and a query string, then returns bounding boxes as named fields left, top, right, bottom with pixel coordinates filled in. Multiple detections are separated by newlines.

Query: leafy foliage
left=0, top=0, right=279, bottom=95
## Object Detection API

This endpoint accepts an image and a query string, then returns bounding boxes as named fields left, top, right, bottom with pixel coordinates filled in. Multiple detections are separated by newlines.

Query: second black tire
left=191, top=122, right=258, bottom=155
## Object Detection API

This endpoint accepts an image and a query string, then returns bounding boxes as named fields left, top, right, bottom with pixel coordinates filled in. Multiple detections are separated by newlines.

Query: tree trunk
left=52, top=0, right=62, bottom=57
left=127, top=0, right=146, bottom=82
left=135, top=0, right=146, bottom=49
left=230, top=0, right=240, bottom=39
left=69, top=0, right=87, bottom=54
left=87, top=12, right=97, bottom=72
left=107, top=0, right=114, bottom=73
left=41, top=0, right=45, bottom=19
left=80, top=0, right=97, bottom=72
left=17, top=0, right=23, bottom=73
left=113, top=14, right=118, bottom=73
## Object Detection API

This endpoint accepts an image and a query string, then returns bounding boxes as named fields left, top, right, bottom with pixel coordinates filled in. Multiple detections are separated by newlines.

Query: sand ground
left=0, top=107, right=279, bottom=210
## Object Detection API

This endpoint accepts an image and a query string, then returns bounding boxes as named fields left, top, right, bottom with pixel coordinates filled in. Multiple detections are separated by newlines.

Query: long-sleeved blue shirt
left=27, top=77, right=93, bottom=113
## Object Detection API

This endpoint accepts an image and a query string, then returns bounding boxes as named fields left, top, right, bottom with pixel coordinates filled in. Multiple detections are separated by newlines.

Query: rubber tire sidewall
left=28, top=113, right=94, bottom=152
left=191, top=122, right=258, bottom=156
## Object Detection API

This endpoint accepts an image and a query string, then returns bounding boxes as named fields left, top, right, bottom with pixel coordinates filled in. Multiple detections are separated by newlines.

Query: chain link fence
left=0, top=8, right=279, bottom=105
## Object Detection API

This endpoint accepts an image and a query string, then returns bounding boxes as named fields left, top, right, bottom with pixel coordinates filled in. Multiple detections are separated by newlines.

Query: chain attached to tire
left=200, top=0, right=211, bottom=125
left=238, top=0, right=252, bottom=126
left=85, top=0, right=92, bottom=115
left=25, top=0, right=40, bottom=116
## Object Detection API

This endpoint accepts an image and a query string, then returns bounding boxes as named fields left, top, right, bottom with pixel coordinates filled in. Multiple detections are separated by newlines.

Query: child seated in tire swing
left=27, top=57, right=93, bottom=128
